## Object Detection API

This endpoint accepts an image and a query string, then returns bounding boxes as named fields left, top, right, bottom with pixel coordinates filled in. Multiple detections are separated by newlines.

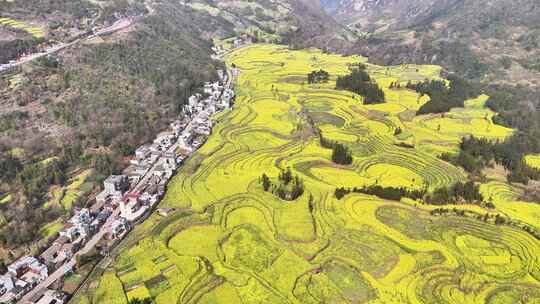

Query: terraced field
left=0, top=17, right=44, bottom=38
left=73, top=44, right=540, bottom=304
left=525, top=154, right=540, bottom=169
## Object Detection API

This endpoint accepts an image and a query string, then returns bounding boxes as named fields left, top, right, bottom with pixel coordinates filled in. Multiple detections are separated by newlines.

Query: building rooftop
left=104, top=175, right=127, bottom=184
left=39, top=243, right=61, bottom=263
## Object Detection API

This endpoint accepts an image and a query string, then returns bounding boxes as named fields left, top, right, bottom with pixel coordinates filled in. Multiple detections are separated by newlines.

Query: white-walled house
left=0, top=275, right=28, bottom=304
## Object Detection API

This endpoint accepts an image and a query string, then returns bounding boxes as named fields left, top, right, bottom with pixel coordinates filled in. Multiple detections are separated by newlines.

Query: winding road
left=0, top=18, right=136, bottom=74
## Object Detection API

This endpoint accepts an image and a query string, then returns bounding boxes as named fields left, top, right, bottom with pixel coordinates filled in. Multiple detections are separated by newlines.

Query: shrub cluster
left=319, top=133, right=352, bottom=165
left=307, top=69, right=330, bottom=84
left=334, top=181, right=485, bottom=206
left=424, top=181, right=484, bottom=205
left=334, top=185, right=426, bottom=201
left=260, top=167, right=304, bottom=201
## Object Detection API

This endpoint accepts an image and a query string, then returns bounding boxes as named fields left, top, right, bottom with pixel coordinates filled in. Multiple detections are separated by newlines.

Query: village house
left=134, top=163, right=151, bottom=176
left=135, top=144, right=152, bottom=160
left=120, top=192, right=147, bottom=221
left=203, top=82, right=213, bottom=95
left=4, top=256, right=48, bottom=298
left=96, top=175, right=130, bottom=204
left=104, top=175, right=130, bottom=196
left=0, top=274, right=29, bottom=304
left=122, top=165, right=143, bottom=185
left=170, top=120, right=188, bottom=137
left=148, top=143, right=160, bottom=153
left=162, top=152, right=177, bottom=167
left=154, top=131, right=176, bottom=149
left=181, top=131, right=194, bottom=145
left=153, top=164, right=168, bottom=179
left=192, top=139, right=203, bottom=149
left=109, top=218, right=129, bottom=239
left=38, top=235, right=80, bottom=270
left=59, top=208, right=93, bottom=241
left=39, top=243, right=61, bottom=267
left=232, top=66, right=240, bottom=78
left=38, top=235, right=75, bottom=270
left=7, top=257, right=48, bottom=280
left=149, top=150, right=162, bottom=163
left=89, top=199, right=105, bottom=215
left=157, top=182, right=167, bottom=198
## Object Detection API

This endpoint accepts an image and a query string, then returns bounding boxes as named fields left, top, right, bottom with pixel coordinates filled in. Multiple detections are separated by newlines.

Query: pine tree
left=261, top=173, right=271, bottom=191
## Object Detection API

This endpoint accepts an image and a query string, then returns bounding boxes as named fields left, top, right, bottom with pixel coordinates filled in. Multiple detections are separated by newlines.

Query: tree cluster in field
left=334, top=185, right=426, bottom=201
left=430, top=208, right=540, bottom=241
left=129, top=299, right=153, bottom=304
left=307, top=69, right=330, bottom=84
left=336, top=64, right=385, bottom=104
left=260, top=167, right=304, bottom=201
left=319, top=133, right=353, bottom=165
left=75, top=249, right=101, bottom=267
left=442, top=135, right=540, bottom=185
left=334, top=181, right=486, bottom=206
left=408, top=75, right=476, bottom=115
left=424, top=181, right=485, bottom=206
left=18, top=158, right=69, bottom=204
left=0, top=203, right=62, bottom=247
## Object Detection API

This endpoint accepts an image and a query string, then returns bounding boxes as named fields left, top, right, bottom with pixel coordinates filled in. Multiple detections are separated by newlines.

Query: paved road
left=18, top=208, right=121, bottom=303
left=1, top=18, right=135, bottom=73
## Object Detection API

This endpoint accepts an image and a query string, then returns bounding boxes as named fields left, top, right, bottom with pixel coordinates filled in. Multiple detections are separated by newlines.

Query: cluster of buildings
left=211, top=35, right=253, bottom=59
left=0, top=257, right=52, bottom=304
left=1, top=68, right=234, bottom=304
left=117, top=69, right=234, bottom=222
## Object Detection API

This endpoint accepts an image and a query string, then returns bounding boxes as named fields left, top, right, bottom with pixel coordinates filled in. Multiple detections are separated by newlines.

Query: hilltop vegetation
left=72, top=44, right=540, bottom=304
left=183, top=0, right=353, bottom=49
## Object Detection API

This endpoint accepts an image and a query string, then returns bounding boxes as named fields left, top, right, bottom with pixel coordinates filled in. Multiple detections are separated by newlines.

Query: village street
left=17, top=207, right=122, bottom=303
left=18, top=123, right=181, bottom=303
left=14, top=63, right=236, bottom=304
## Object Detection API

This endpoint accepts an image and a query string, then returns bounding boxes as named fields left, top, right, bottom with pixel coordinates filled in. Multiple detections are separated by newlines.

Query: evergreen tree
left=307, top=70, right=330, bottom=84
left=261, top=173, right=271, bottom=192
left=331, top=143, right=353, bottom=165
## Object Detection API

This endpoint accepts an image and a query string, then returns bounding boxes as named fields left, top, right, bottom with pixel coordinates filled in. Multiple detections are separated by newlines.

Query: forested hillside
left=321, top=0, right=540, bottom=84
